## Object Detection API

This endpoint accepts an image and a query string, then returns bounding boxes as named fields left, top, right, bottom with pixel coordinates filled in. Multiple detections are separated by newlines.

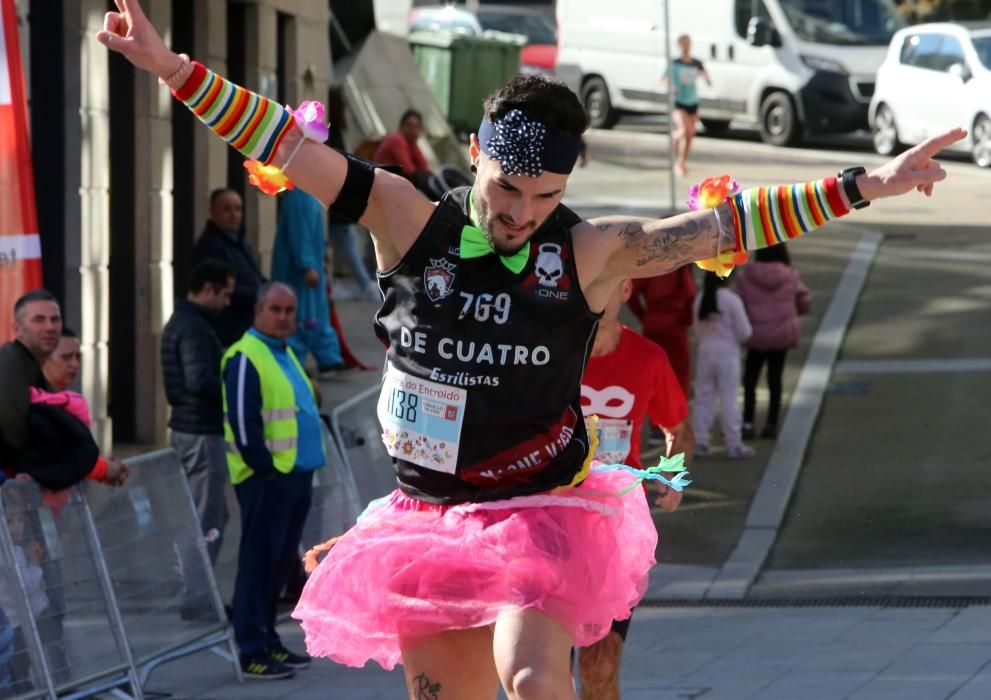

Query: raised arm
left=576, top=127, right=965, bottom=306
left=96, top=0, right=433, bottom=269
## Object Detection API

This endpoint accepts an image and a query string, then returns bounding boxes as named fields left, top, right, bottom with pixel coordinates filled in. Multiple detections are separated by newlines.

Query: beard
left=473, top=193, right=535, bottom=256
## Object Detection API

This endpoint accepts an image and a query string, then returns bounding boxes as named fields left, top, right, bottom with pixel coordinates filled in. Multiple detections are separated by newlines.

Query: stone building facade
left=16, top=0, right=332, bottom=448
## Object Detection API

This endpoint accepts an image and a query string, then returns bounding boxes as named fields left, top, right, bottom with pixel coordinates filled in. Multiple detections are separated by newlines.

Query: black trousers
left=232, top=470, right=313, bottom=659
left=742, top=349, right=787, bottom=426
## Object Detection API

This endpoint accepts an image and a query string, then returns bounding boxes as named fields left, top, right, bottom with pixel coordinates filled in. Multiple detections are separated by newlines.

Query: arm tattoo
left=596, top=206, right=734, bottom=270
left=411, top=672, right=442, bottom=699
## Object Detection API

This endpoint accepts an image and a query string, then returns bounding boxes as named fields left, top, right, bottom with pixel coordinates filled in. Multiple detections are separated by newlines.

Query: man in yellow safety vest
left=221, top=282, right=324, bottom=680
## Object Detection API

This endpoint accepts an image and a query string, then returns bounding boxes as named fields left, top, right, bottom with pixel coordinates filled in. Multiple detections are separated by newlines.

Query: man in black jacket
left=0, top=290, right=61, bottom=470
left=191, top=189, right=266, bottom=347
left=161, top=259, right=235, bottom=617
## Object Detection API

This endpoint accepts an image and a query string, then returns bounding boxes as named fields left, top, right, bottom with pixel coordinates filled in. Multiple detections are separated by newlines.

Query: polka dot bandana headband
left=478, top=109, right=583, bottom=177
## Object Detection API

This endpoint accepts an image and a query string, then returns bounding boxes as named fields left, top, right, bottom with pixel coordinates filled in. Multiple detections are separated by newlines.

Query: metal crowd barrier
left=1, top=418, right=371, bottom=697
left=0, top=480, right=141, bottom=700
left=84, top=449, right=242, bottom=687
left=300, top=420, right=363, bottom=552
left=329, top=385, right=398, bottom=508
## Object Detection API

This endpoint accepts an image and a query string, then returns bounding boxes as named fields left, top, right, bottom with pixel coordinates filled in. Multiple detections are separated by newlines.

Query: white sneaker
left=726, top=445, right=755, bottom=459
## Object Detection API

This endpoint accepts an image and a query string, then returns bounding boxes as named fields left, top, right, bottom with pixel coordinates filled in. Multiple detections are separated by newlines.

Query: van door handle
left=728, top=45, right=735, bottom=60
left=710, top=44, right=717, bottom=59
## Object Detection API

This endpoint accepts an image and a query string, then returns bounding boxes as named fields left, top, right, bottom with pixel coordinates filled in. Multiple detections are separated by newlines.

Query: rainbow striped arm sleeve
left=727, top=177, right=851, bottom=252
left=172, top=62, right=294, bottom=166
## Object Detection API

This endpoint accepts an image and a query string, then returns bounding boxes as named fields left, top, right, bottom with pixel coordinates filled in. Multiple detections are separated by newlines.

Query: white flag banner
left=0, top=1, right=9, bottom=105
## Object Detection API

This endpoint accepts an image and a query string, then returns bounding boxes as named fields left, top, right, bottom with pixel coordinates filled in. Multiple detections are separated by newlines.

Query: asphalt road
left=317, top=126, right=991, bottom=598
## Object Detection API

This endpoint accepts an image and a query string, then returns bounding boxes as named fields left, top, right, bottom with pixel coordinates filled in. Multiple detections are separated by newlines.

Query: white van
left=555, top=0, right=906, bottom=146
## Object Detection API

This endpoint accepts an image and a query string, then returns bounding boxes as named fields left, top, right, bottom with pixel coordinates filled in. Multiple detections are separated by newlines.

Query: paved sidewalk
left=148, top=603, right=991, bottom=700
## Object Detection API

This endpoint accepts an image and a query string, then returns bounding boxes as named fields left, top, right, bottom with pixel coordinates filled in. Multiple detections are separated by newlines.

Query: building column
left=242, top=3, right=279, bottom=273
left=132, top=0, right=174, bottom=445
left=72, top=1, right=113, bottom=450
left=192, top=0, right=229, bottom=233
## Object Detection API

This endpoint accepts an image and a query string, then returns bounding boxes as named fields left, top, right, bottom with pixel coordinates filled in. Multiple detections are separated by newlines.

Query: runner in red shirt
left=578, top=278, right=693, bottom=699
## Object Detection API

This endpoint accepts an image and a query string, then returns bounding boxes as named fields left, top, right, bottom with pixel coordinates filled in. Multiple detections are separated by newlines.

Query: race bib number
left=590, top=417, right=633, bottom=464
left=377, top=363, right=466, bottom=474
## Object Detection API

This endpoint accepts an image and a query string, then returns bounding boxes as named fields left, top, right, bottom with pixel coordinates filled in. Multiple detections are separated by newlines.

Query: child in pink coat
left=736, top=245, right=811, bottom=439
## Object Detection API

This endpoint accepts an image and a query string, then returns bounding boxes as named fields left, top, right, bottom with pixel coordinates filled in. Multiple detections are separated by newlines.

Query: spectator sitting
left=372, top=109, right=434, bottom=195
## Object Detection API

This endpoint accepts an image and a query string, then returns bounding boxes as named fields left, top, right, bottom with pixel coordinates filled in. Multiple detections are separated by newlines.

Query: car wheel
left=700, top=118, right=731, bottom=134
left=972, top=114, right=991, bottom=168
left=758, top=92, right=800, bottom=147
left=872, top=104, right=903, bottom=156
left=581, top=76, right=618, bottom=130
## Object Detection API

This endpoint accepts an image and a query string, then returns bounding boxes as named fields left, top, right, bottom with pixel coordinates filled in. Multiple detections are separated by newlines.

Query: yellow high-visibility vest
left=221, top=333, right=313, bottom=485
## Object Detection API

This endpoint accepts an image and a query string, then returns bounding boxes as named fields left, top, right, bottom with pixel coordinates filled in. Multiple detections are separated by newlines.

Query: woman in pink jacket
left=736, top=245, right=811, bottom=440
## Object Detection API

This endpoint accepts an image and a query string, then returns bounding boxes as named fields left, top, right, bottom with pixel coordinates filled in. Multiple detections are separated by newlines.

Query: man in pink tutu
left=99, top=3, right=963, bottom=696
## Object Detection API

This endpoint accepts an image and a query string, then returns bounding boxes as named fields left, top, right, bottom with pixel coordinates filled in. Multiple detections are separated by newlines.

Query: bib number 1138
left=377, top=363, right=467, bottom=475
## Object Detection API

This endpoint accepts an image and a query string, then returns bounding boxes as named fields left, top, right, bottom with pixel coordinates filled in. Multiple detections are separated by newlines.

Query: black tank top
left=374, top=187, right=601, bottom=504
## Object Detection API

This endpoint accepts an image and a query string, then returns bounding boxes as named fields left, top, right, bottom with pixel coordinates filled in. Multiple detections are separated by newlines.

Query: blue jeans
left=328, top=223, right=372, bottom=290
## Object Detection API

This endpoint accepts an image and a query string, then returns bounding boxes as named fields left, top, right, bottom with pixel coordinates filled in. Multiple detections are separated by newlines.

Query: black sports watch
left=838, top=166, right=869, bottom=209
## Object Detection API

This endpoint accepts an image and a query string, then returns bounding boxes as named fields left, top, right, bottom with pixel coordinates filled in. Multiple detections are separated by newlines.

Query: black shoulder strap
left=553, top=203, right=583, bottom=231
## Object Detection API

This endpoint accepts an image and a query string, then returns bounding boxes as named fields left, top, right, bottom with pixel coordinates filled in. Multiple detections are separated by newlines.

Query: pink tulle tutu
left=292, top=467, right=657, bottom=670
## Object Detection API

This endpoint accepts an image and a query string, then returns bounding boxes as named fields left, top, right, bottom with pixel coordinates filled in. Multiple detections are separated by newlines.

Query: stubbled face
left=44, top=335, right=82, bottom=391
left=202, top=277, right=235, bottom=311
left=210, top=191, right=243, bottom=234
left=14, top=300, right=62, bottom=359
left=400, top=115, right=423, bottom=143
left=469, top=135, right=569, bottom=256
left=254, top=285, right=297, bottom=340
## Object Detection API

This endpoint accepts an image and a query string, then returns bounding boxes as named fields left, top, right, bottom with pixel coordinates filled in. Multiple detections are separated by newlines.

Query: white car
left=869, top=22, right=991, bottom=167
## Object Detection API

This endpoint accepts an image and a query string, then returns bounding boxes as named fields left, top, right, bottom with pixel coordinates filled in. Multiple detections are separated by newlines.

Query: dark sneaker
left=761, top=424, right=778, bottom=439
left=741, top=422, right=756, bottom=440
left=240, top=655, right=296, bottom=680
left=269, top=644, right=311, bottom=669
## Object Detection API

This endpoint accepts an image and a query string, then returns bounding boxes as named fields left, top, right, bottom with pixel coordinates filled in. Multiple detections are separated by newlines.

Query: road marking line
left=835, top=358, right=991, bottom=374
left=705, top=229, right=882, bottom=600
left=879, top=250, right=991, bottom=263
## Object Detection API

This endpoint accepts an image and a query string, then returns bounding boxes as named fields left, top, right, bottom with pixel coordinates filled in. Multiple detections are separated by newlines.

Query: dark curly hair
left=483, top=74, right=589, bottom=136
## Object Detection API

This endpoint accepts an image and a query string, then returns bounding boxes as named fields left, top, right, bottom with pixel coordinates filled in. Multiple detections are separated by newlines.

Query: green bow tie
left=459, top=189, right=531, bottom=274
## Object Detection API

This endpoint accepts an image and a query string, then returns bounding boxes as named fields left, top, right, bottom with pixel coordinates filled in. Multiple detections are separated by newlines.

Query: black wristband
left=838, top=166, right=869, bottom=209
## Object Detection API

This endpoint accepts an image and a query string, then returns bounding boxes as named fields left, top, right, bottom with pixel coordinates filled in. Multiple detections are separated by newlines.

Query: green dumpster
left=409, top=30, right=526, bottom=138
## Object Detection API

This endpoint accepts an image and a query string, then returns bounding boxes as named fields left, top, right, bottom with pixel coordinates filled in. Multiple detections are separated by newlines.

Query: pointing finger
left=911, top=128, right=967, bottom=160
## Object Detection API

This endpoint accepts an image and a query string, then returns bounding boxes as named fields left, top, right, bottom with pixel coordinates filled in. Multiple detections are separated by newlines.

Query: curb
left=705, top=228, right=883, bottom=600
